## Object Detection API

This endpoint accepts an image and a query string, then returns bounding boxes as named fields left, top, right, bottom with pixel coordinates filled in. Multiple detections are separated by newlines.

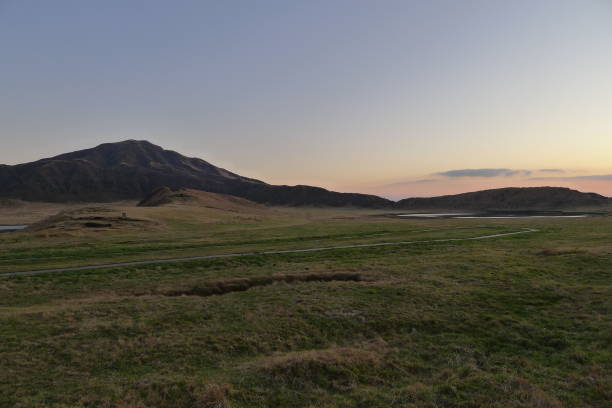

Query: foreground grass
left=0, top=210, right=519, bottom=273
left=0, top=212, right=611, bottom=407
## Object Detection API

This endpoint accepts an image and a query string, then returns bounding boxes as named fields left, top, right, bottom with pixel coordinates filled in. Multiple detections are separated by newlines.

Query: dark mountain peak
left=114, top=139, right=155, bottom=145
left=35, top=140, right=254, bottom=185
left=50, top=139, right=171, bottom=167
left=92, top=139, right=156, bottom=148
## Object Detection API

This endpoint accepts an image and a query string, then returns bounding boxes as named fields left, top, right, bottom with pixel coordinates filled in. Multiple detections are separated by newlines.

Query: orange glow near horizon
left=335, top=172, right=612, bottom=200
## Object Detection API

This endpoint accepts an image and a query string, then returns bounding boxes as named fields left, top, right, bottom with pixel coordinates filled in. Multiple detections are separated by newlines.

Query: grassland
left=0, top=202, right=610, bottom=407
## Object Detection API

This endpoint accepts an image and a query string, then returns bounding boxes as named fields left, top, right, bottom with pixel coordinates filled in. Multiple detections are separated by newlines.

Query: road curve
left=1, top=228, right=538, bottom=278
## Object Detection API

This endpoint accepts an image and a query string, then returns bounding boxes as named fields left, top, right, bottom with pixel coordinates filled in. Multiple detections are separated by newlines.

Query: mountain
left=1, top=141, right=608, bottom=210
left=0, top=140, right=391, bottom=207
left=396, top=187, right=609, bottom=210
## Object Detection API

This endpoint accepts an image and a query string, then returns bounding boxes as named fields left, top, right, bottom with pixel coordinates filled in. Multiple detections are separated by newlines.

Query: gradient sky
left=2, top=0, right=611, bottom=198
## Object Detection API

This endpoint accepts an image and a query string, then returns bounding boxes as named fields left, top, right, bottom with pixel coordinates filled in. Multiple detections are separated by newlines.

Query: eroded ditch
left=153, top=272, right=365, bottom=297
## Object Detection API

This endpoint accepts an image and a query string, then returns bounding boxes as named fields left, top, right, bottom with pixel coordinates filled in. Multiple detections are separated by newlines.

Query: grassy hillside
left=396, top=187, right=610, bottom=211
left=0, top=205, right=610, bottom=407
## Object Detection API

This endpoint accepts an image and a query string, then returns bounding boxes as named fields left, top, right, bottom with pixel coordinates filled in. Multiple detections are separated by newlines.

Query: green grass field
left=1, top=207, right=610, bottom=407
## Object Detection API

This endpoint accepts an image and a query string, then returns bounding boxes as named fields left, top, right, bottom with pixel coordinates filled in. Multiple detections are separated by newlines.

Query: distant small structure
left=121, top=212, right=127, bottom=219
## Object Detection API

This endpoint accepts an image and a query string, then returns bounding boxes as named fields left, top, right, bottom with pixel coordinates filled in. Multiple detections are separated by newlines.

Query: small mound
left=256, top=347, right=382, bottom=377
left=242, top=338, right=391, bottom=388
left=137, top=186, right=176, bottom=206
left=138, top=187, right=266, bottom=212
left=27, top=207, right=155, bottom=233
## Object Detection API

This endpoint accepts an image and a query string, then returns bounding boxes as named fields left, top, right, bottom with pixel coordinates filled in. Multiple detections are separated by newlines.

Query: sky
left=1, top=0, right=611, bottom=199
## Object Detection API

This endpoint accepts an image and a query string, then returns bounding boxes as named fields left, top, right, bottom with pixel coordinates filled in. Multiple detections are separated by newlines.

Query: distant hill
left=396, top=187, right=610, bottom=210
left=0, top=140, right=391, bottom=207
left=138, top=187, right=267, bottom=213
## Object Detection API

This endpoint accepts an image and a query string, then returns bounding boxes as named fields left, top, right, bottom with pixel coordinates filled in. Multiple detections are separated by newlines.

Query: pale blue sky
left=2, top=1, right=611, bottom=197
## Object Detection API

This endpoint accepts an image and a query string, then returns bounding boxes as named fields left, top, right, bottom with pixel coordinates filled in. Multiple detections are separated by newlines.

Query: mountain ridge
left=0, top=140, right=391, bottom=207
left=0, top=140, right=609, bottom=209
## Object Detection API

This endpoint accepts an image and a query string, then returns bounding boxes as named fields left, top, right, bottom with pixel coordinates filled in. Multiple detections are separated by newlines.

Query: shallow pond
left=0, top=225, right=28, bottom=231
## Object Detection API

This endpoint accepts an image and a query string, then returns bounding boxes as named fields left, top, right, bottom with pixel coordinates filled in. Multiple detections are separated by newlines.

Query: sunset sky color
left=2, top=1, right=611, bottom=198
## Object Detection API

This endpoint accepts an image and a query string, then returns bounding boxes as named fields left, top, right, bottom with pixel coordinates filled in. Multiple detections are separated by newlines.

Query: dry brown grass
left=500, top=376, right=563, bottom=408
left=0, top=194, right=284, bottom=237
left=101, top=381, right=231, bottom=408
left=0, top=200, right=122, bottom=225
left=255, top=347, right=383, bottom=371
left=139, top=188, right=270, bottom=213
left=25, top=206, right=159, bottom=235
left=0, top=293, right=128, bottom=317
left=243, top=338, right=391, bottom=385
left=567, top=365, right=612, bottom=402
left=199, top=384, right=232, bottom=408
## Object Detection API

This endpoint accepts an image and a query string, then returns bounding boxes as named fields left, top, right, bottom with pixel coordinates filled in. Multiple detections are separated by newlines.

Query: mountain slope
left=0, top=140, right=392, bottom=207
left=396, top=187, right=610, bottom=210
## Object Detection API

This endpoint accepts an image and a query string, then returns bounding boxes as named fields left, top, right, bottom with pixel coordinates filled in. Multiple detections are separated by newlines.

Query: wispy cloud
left=538, top=169, right=565, bottom=173
left=531, top=174, right=612, bottom=181
left=435, top=168, right=531, bottom=178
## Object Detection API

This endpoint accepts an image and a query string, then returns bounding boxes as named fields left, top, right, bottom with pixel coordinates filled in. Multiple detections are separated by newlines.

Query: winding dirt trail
left=1, top=228, right=538, bottom=277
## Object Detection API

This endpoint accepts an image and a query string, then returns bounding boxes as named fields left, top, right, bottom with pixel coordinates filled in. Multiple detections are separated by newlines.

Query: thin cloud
left=539, top=169, right=565, bottom=173
left=530, top=174, right=612, bottom=181
left=435, top=168, right=531, bottom=178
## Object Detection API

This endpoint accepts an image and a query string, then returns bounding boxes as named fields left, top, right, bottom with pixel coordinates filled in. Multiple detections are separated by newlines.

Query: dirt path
left=1, top=228, right=538, bottom=277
